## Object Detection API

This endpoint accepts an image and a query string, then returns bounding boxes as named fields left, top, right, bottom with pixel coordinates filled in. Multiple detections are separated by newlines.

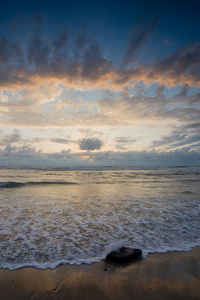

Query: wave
left=0, top=165, right=200, bottom=171
left=0, top=181, right=78, bottom=188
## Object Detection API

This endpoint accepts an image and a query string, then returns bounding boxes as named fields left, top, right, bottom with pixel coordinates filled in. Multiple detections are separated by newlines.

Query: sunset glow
left=0, top=0, right=200, bottom=166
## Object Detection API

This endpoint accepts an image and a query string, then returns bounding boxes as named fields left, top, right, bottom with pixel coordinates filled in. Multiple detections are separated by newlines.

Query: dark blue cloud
left=79, top=138, right=102, bottom=150
left=123, top=16, right=159, bottom=66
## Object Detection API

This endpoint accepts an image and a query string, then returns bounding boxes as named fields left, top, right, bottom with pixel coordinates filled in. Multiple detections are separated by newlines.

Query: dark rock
left=106, top=247, right=142, bottom=263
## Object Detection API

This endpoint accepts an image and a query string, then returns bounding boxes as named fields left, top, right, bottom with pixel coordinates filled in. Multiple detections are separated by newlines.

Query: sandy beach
left=0, top=247, right=199, bottom=300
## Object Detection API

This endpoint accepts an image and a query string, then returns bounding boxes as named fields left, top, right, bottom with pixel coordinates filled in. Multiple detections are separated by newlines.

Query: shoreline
left=0, top=247, right=200, bottom=299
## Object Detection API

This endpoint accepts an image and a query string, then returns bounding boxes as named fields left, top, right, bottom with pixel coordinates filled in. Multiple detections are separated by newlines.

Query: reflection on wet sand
left=0, top=247, right=200, bottom=300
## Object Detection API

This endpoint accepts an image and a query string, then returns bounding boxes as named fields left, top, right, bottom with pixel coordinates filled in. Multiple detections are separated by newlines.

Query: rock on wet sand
left=106, top=247, right=142, bottom=263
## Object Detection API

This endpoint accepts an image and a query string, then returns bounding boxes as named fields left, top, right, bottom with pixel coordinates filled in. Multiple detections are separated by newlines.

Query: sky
left=0, top=0, right=200, bottom=166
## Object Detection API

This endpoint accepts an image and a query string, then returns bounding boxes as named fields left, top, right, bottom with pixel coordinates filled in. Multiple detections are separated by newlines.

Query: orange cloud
left=1, top=40, right=200, bottom=93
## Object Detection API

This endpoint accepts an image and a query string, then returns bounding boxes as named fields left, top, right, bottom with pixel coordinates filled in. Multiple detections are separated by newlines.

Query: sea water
left=0, top=166, right=199, bottom=270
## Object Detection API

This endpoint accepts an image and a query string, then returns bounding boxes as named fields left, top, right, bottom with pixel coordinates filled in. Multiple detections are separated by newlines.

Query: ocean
left=0, top=166, right=200, bottom=270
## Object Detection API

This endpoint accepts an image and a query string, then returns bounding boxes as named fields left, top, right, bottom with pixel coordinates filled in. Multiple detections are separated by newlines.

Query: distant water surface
left=0, top=166, right=199, bottom=270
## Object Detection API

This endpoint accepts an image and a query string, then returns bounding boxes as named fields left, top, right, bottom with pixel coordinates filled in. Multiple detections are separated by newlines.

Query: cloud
left=50, top=138, right=71, bottom=144
left=78, top=128, right=104, bottom=137
left=81, top=43, right=114, bottom=80
left=53, top=27, right=69, bottom=52
left=172, top=85, right=200, bottom=105
left=149, top=42, right=200, bottom=86
left=115, top=137, right=138, bottom=150
left=79, top=138, right=102, bottom=150
left=0, top=130, right=46, bottom=150
left=96, top=89, right=167, bottom=124
left=0, top=144, right=199, bottom=166
left=112, top=43, right=200, bottom=90
left=0, top=35, right=23, bottom=64
left=96, top=86, right=200, bottom=125
left=50, top=137, right=78, bottom=145
left=0, top=83, right=63, bottom=113
left=84, top=148, right=200, bottom=166
left=0, top=130, right=199, bottom=166
left=123, top=16, right=158, bottom=66
left=0, top=129, right=22, bottom=146
left=0, top=20, right=200, bottom=92
left=1, top=83, right=200, bottom=128
left=0, top=144, right=43, bottom=159
left=74, top=32, right=89, bottom=56
left=116, top=137, right=137, bottom=144
left=25, top=28, right=114, bottom=86
left=151, top=122, right=200, bottom=150
left=27, top=36, right=51, bottom=71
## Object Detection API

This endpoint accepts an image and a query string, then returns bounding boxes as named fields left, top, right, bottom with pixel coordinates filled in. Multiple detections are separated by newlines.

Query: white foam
left=104, top=240, right=125, bottom=256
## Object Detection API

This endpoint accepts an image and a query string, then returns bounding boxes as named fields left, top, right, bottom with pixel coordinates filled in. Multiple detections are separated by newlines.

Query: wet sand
left=0, top=247, right=200, bottom=300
